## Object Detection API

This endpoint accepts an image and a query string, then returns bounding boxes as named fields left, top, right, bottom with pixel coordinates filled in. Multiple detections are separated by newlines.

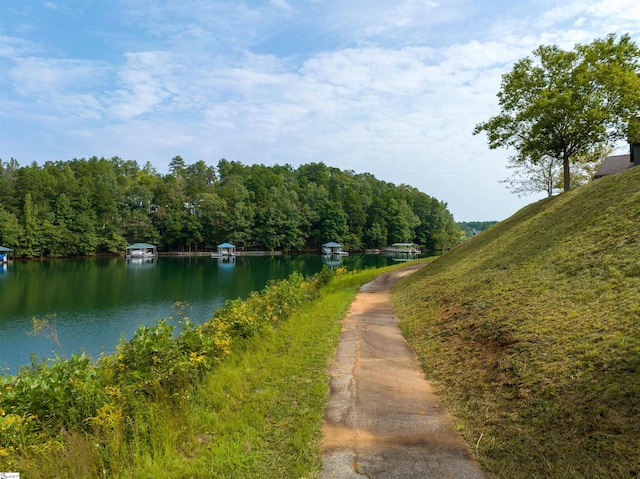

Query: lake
left=0, top=253, right=407, bottom=374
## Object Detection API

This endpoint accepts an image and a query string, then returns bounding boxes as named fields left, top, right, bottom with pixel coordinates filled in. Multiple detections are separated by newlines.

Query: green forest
left=0, top=156, right=461, bottom=258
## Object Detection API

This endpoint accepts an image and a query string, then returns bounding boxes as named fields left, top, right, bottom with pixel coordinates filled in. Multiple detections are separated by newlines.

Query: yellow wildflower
left=189, top=352, right=205, bottom=364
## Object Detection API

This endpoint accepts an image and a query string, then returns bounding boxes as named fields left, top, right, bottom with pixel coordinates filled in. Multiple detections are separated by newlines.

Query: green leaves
left=0, top=154, right=461, bottom=256
left=475, top=33, right=640, bottom=192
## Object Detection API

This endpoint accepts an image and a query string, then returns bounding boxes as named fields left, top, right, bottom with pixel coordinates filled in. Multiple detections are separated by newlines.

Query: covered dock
left=322, top=242, right=349, bottom=256
left=126, top=243, right=158, bottom=258
left=211, top=243, right=236, bottom=258
left=0, top=246, right=14, bottom=263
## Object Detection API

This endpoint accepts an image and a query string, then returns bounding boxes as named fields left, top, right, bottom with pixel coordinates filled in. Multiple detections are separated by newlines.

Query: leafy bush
left=216, top=271, right=317, bottom=339
left=1, top=353, right=106, bottom=433
left=110, top=313, right=233, bottom=398
left=0, top=269, right=337, bottom=473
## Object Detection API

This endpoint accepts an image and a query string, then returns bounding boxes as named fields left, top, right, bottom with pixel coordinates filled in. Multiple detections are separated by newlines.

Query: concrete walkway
left=321, top=263, right=488, bottom=479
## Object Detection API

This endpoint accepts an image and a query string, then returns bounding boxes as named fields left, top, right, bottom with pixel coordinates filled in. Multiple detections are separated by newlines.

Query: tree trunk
left=563, top=153, right=571, bottom=192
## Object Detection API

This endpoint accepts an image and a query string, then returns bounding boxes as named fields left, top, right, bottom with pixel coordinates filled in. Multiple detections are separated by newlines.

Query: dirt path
left=321, top=263, right=488, bottom=478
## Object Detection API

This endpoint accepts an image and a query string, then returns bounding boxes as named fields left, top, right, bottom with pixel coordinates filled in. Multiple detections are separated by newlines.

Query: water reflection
left=0, top=254, right=425, bottom=373
left=387, top=252, right=422, bottom=262
left=126, top=257, right=157, bottom=267
left=322, top=254, right=344, bottom=267
left=216, top=255, right=236, bottom=268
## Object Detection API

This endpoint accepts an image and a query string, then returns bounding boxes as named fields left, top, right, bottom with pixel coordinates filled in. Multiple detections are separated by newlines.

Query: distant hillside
left=395, top=166, right=640, bottom=478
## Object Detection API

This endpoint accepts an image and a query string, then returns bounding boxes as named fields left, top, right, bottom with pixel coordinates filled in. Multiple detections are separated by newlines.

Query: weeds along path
left=321, top=263, right=488, bottom=479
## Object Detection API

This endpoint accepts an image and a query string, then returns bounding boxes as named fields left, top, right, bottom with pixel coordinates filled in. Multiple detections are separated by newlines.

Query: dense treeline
left=0, top=156, right=460, bottom=258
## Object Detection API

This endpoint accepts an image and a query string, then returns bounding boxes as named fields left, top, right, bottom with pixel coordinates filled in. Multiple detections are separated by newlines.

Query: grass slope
left=394, top=166, right=640, bottom=478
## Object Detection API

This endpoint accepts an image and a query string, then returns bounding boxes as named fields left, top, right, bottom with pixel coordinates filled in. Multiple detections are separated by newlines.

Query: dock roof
left=0, top=246, right=14, bottom=252
left=126, top=243, right=157, bottom=249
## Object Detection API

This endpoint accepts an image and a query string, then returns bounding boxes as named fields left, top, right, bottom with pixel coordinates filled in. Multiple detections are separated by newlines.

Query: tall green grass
left=394, top=166, right=640, bottom=478
left=125, top=268, right=384, bottom=479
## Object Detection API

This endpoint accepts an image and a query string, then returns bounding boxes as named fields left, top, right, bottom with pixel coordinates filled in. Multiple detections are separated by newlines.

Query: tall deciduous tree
left=20, top=192, right=41, bottom=257
left=315, top=200, right=349, bottom=246
left=0, top=208, right=22, bottom=247
left=0, top=158, right=19, bottom=213
left=214, top=175, right=255, bottom=247
left=474, top=34, right=640, bottom=192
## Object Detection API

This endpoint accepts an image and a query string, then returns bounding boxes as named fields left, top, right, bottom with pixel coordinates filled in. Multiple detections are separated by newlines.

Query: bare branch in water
left=29, top=315, right=67, bottom=359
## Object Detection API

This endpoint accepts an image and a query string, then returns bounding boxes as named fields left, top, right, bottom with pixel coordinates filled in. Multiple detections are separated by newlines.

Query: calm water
left=0, top=254, right=403, bottom=374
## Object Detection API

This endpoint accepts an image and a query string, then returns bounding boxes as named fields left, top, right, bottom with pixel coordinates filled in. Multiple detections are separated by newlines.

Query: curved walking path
left=321, top=263, right=488, bottom=479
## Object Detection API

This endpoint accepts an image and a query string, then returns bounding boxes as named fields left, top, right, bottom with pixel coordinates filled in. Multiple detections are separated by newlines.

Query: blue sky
left=1, top=0, right=639, bottom=221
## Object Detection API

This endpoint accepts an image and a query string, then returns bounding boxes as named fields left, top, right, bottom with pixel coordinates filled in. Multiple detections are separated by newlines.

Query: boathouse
left=322, top=242, right=348, bottom=255
left=0, top=246, right=13, bottom=263
left=212, top=243, right=236, bottom=257
left=126, top=243, right=158, bottom=258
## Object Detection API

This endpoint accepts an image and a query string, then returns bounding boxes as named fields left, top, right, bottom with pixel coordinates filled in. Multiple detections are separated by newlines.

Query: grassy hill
left=394, top=166, right=640, bottom=478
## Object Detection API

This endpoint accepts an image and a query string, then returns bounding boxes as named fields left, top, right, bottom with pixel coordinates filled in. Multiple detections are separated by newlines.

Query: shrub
left=1, top=353, right=106, bottom=434
left=0, top=269, right=333, bottom=474
left=214, top=271, right=317, bottom=339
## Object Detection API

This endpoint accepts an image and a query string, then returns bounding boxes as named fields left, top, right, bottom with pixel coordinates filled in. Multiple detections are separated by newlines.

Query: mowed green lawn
left=394, top=166, right=640, bottom=478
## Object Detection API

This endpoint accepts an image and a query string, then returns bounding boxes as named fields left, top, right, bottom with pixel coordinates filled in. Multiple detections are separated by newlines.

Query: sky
left=1, top=1, right=640, bottom=222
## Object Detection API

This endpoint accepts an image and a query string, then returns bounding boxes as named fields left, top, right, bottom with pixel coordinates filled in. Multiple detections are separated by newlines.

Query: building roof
left=0, top=246, right=13, bottom=252
left=594, top=154, right=632, bottom=178
left=126, top=243, right=157, bottom=250
left=322, top=242, right=342, bottom=247
left=217, top=243, right=235, bottom=248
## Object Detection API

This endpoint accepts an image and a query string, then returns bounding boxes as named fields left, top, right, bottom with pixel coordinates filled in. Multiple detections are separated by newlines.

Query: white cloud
left=7, top=57, right=110, bottom=120
left=270, top=0, right=293, bottom=11
left=2, top=0, right=640, bottom=221
left=107, top=51, right=177, bottom=119
left=42, top=2, right=61, bottom=10
left=390, top=0, right=441, bottom=28
left=546, top=0, right=640, bottom=23
left=0, top=35, right=40, bottom=58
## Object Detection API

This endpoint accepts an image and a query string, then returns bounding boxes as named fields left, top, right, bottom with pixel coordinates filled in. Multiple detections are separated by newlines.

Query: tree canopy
left=474, top=33, right=640, bottom=192
left=0, top=156, right=461, bottom=258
